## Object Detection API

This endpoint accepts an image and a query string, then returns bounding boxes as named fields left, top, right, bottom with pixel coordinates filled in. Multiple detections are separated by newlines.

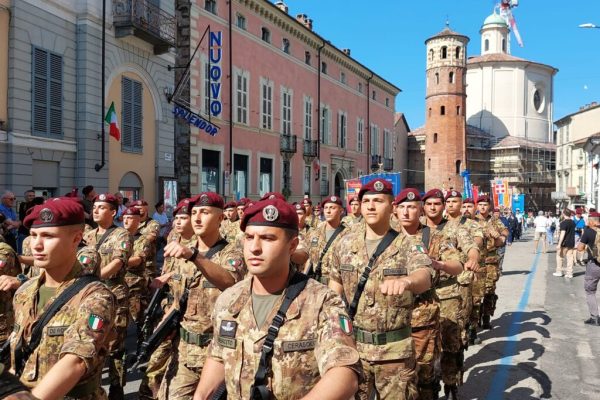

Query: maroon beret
left=191, top=192, right=224, bottom=209
left=237, top=198, right=251, bottom=208
left=132, top=199, right=149, bottom=207
left=477, top=195, right=491, bottom=204
left=24, top=198, right=85, bottom=228
left=302, top=198, right=313, bottom=206
left=348, top=196, right=360, bottom=204
left=94, top=193, right=118, bottom=208
left=463, top=198, right=475, bottom=204
left=358, top=178, right=393, bottom=200
left=260, top=192, right=286, bottom=201
left=174, top=198, right=194, bottom=215
left=64, top=187, right=79, bottom=198
left=320, top=195, right=343, bottom=208
left=241, top=198, right=299, bottom=232
left=123, top=207, right=141, bottom=216
left=589, top=211, right=600, bottom=218
left=422, top=189, right=445, bottom=202
left=224, top=201, right=237, bottom=210
left=445, top=190, right=462, bottom=200
left=394, top=188, right=421, bottom=205
left=493, top=208, right=500, bottom=213
left=292, top=202, right=305, bottom=213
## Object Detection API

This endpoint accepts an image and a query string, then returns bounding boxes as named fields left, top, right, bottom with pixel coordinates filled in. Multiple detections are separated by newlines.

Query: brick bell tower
left=424, top=25, right=469, bottom=191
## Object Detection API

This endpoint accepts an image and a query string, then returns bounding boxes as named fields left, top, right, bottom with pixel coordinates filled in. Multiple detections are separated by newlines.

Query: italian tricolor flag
left=104, top=101, right=120, bottom=141
left=88, top=314, right=104, bottom=330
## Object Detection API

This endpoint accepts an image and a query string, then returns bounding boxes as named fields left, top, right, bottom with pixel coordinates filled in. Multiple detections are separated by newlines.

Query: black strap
left=204, top=238, right=229, bottom=260
left=312, top=224, right=345, bottom=280
left=459, top=216, right=467, bottom=225
left=13, top=275, right=100, bottom=376
left=250, top=272, right=309, bottom=400
left=95, top=225, right=118, bottom=250
left=348, top=230, right=399, bottom=320
left=422, top=220, right=448, bottom=251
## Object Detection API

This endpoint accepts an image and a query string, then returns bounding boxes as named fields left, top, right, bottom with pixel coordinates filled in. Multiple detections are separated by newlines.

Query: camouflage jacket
left=325, top=228, right=433, bottom=361
left=305, top=221, right=349, bottom=282
left=138, top=219, right=160, bottom=272
left=0, top=243, right=20, bottom=342
left=10, top=264, right=116, bottom=397
left=208, top=272, right=361, bottom=399
left=476, top=215, right=507, bottom=264
left=342, top=214, right=363, bottom=227
left=20, top=236, right=33, bottom=275
left=220, top=220, right=241, bottom=243
left=447, top=216, right=484, bottom=285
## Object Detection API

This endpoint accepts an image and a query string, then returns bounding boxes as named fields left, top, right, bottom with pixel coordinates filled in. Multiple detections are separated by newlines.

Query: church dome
left=483, top=13, right=508, bottom=27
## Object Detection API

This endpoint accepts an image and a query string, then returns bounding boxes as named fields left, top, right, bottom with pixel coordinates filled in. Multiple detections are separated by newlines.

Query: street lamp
left=579, top=23, right=600, bottom=29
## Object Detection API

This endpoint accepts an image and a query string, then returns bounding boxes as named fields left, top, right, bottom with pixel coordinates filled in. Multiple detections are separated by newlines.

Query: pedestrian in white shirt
left=533, top=210, right=549, bottom=254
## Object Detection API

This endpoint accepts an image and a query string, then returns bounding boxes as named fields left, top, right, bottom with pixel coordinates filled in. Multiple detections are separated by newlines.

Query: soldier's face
left=29, top=225, right=83, bottom=270
left=478, top=202, right=491, bottom=215
left=123, top=215, right=141, bottom=232
left=445, top=198, right=462, bottom=216
left=224, top=208, right=236, bottom=221
left=136, top=205, right=148, bottom=219
left=323, top=203, right=343, bottom=224
left=424, top=198, right=445, bottom=220
left=361, top=194, right=393, bottom=226
left=93, top=203, right=116, bottom=226
left=296, top=210, right=306, bottom=226
left=173, top=214, right=193, bottom=235
left=350, top=201, right=360, bottom=215
left=191, top=206, right=224, bottom=237
left=243, top=225, right=298, bottom=278
left=463, top=203, right=476, bottom=217
left=237, top=206, right=245, bottom=219
left=396, top=202, right=422, bottom=228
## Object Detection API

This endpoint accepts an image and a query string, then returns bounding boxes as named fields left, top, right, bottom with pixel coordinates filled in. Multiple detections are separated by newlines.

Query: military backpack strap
left=422, top=226, right=431, bottom=252
left=312, top=224, right=345, bottom=280
left=95, top=225, right=118, bottom=250
left=347, top=230, right=399, bottom=321
left=250, top=272, right=309, bottom=400
left=204, top=238, right=229, bottom=260
left=13, top=275, right=100, bottom=376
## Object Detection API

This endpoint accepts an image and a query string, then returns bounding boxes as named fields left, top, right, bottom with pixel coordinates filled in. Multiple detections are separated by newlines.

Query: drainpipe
left=366, top=71, right=374, bottom=172
left=316, top=39, right=325, bottom=188
left=95, top=0, right=106, bottom=172
left=228, top=0, right=233, bottom=199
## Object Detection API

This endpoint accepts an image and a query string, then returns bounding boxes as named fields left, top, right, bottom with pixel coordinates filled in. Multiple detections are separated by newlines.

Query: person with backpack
left=577, top=211, right=600, bottom=326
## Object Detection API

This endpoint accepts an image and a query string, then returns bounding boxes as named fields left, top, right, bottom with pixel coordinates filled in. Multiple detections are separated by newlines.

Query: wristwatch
left=187, top=247, right=199, bottom=262
left=16, top=274, right=28, bottom=285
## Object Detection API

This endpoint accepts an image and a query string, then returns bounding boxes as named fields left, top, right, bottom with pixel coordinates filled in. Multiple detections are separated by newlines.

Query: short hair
left=24, top=189, right=35, bottom=195
left=155, top=200, right=164, bottom=208
left=538, top=211, right=544, bottom=216
left=82, top=185, right=94, bottom=196
left=563, top=209, right=572, bottom=218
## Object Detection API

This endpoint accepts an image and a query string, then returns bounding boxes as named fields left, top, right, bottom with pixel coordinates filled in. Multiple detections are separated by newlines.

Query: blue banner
left=460, top=170, right=472, bottom=198
left=359, top=172, right=402, bottom=196
left=511, top=194, right=525, bottom=213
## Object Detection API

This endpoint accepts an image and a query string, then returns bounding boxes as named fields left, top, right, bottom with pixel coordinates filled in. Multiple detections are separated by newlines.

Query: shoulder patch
left=0, top=259, right=5, bottom=268
left=227, top=259, right=242, bottom=269
left=88, top=314, right=105, bottom=331
left=219, top=320, right=238, bottom=338
left=120, top=241, right=130, bottom=250
left=413, top=244, right=426, bottom=254
left=339, top=315, right=353, bottom=335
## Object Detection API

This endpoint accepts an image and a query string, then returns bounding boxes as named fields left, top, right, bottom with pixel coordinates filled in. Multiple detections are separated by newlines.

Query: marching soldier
left=132, top=200, right=160, bottom=279
left=326, top=179, right=434, bottom=399
left=342, top=195, right=363, bottom=226
left=159, top=192, right=245, bottom=399
left=9, top=198, right=116, bottom=399
left=194, top=198, right=361, bottom=399
left=220, top=201, right=238, bottom=242
left=475, top=196, right=508, bottom=331
left=290, top=203, right=310, bottom=266
left=235, top=198, right=250, bottom=221
left=0, top=235, right=20, bottom=348
left=302, top=198, right=320, bottom=229
left=83, top=194, right=132, bottom=400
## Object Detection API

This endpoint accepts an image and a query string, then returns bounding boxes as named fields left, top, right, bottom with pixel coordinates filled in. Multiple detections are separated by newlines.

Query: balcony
left=113, top=0, right=176, bottom=55
left=370, top=154, right=382, bottom=171
left=383, top=157, right=394, bottom=171
left=551, top=191, right=570, bottom=201
left=280, top=134, right=297, bottom=160
left=303, top=139, right=318, bottom=162
left=566, top=186, right=582, bottom=197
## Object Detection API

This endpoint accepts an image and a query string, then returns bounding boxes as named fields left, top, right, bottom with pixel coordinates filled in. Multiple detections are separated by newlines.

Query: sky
left=281, top=0, right=600, bottom=130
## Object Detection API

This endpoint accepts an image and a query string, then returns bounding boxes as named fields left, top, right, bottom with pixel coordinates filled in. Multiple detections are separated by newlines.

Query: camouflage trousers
left=469, top=269, right=487, bottom=328
left=159, top=339, right=208, bottom=399
left=108, top=301, right=130, bottom=388
left=139, top=340, right=173, bottom=400
left=410, top=293, right=440, bottom=400
left=124, top=272, right=149, bottom=324
left=439, top=297, right=464, bottom=386
left=457, top=271, right=474, bottom=348
left=356, top=357, right=418, bottom=400
left=482, top=263, right=500, bottom=318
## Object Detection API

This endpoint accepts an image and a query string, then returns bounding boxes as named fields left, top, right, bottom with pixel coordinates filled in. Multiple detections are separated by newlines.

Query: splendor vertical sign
left=209, top=31, right=222, bottom=117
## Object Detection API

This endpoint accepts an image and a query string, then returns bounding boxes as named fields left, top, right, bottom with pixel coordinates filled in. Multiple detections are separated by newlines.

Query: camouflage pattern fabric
left=0, top=242, right=20, bottom=344
left=20, top=236, right=33, bottom=275
left=138, top=219, right=160, bottom=279
left=358, top=357, right=418, bottom=400
left=10, top=264, right=116, bottom=399
left=219, top=219, right=240, bottom=243
left=476, top=215, right=507, bottom=318
left=207, top=273, right=361, bottom=399
left=125, top=234, right=152, bottom=324
left=305, top=221, right=348, bottom=284
left=342, top=214, right=363, bottom=227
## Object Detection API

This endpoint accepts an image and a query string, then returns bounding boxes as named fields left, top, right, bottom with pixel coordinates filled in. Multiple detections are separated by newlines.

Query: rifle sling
left=421, top=220, right=447, bottom=251
left=348, top=230, right=398, bottom=321
left=313, top=224, right=345, bottom=279
left=95, top=225, right=118, bottom=251
left=250, top=272, right=309, bottom=400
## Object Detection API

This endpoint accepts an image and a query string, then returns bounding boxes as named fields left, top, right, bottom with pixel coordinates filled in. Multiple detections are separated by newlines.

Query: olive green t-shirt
left=37, top=285, right=57, bottom=315
left=252, top=291, right=283, bottom=328
left=365, top=237, right=383, bottom=259
left=325, top=227, right=336, bottom=242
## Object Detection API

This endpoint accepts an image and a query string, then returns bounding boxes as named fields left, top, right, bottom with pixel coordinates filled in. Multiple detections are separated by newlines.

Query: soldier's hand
left=431, top=260, right=445, bottom=271
left=380, top=278, right=410, bottom=296
left=164, top=241, right=193, bottom=260
left=464, top=259, right=480, bottom=272
left=150, top=273, right=173, bottom=289
left=0, top=276, right=20, bottom=291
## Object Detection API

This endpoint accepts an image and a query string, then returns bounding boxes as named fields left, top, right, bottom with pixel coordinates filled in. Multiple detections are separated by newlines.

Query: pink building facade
left=187, top=0, right=399, bottom=201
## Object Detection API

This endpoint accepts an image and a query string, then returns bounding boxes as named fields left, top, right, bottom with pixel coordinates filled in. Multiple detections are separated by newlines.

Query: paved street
left=105, top=232, right=600, bottom=399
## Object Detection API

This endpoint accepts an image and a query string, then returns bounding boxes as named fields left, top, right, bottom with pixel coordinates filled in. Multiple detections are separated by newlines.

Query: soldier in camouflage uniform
left=326, top=179, right=434, bottom=400
left=219, top=201, right=238, bottom=242
left=0, top=236, right=20, bottom=348
left=9, top=198, right=116, bottom=399
left=159, top=192, right=246, bottom=399
left=445, top=193, right=484, bottom=349
left=475, top=196, right=508, bottom=330
left=133, top=200, right=159, bottom=291
left=194, top=198, right=361, bottom=399
left=304, top=195, right=348, bottom=285
left=342, top=195, right=363, bottom=226
left=302, top=198, right=320, bottom=229
left=83, top=193, right=132, bottom=400
left=290, top=202, right=310, bottom=267
left=421, top=189, right=479, bottom=400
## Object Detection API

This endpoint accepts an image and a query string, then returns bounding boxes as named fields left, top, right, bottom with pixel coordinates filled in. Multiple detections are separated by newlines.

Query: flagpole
left=95, top=0, right=106, bottom=172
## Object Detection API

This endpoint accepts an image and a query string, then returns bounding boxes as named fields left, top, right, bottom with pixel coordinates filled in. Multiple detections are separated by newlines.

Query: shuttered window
left=121, top=77, right=143, bottom=152
left=32, top=47, right=63, bottom=137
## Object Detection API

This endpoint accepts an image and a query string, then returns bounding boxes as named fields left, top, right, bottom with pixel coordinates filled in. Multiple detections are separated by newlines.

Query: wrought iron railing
left=280, top=134, right=297, bottom=154
left=113, top=0, right=176, bottom=48
left=303, top=139, right=318, bottom=159
left=383, top=157, right=394, bottom=171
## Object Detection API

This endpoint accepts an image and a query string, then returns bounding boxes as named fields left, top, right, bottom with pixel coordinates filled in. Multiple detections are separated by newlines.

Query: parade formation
left=0, top=178, right=514, bottom=400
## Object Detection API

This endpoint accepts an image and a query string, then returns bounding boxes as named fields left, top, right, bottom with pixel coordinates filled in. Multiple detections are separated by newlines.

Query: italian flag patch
left=88, top=314, right=104, bottom=331
left=413, top=244, right=425, bottom=254
left=339, top=315, right=353, bottom=335
left=79, top=255, right=91, bottom=265
left=0, top=260, right=6, bottom=268
left=120, top=241, right=129, bottom=250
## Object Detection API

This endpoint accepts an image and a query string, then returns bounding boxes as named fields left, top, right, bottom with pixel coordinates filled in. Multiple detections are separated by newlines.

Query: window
left=433, top=133, right=438, bottom=143
left=320, top=105, right=331, bottom=144
left=358, top=82, right=363, bottom=93
left=484, top=39, right=489, bottom=52
left=429, top=49, right=434, bottom=61
left=305, top=51, right=311, bottom=65
left=260, top=78, right=273, bottom=130
left=234, top=69, right=249, bottom=124
left=32, top=47, right=63, bottom=137
left=357, top=118, right=364, bottom=153
left=304, top=165, right=311, bottom=194
left=384, top=129, right=392, bottom=158
left=121, top=77, right=143, bottom=152
left=441, top=46, right=447, bottom=59
left=455, top=46, right=461, bottom=59
left=340, top=71, right=346, bottom=84
left=302, top=96, right=313, bottom=141
left=456, top=105, right=461, bottom=115
left=370, top=124, right=379, bottom=156
left=338, top=111, right=347, bottom=149
left=385, top=98, right=390, bottom=107
left=440, top=105, right=445, bottom=115
left=320, top=165, right=329, bottom=195
left=281, top=87, right=293, bottom=135
left=259, top=157, right=273, bottom=196
left=533, top=89, right=544, bottom=112
left=236, top=13, right=246, bottom=30
left=456, top=160, right=461, bottom=174
left=449, top=71, right=454, bottom=83
left=282, top=38, right=290, bottom=54
left=261, top=27, right=271, bottom=43
left=205, top=0, right=217, bottom=14
left=435, top=72, right=439, bottom=84
left=372, top=90, right=376, bottom=100
left=321, top=61, right=327, bottom=74
left=502, top=39, right=506, bottom=52
left=202, top=149, right=220, bottom=192
left=233, top=154, right=248, bottom=198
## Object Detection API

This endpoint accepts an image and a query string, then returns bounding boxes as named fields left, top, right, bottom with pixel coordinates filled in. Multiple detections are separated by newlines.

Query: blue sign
left=359, top=172, right=402, bottom=196
left=172, top=105, right=219, bottom=136
left=209, top=31, right=222, bottom=117
left=512, top=194, right=525, bottom=214
left=460, top=170, right=472, bottom=198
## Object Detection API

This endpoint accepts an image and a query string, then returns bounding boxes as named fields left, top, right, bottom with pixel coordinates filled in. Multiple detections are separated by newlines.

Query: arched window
left=455, top=160, right=461, bottom=174
left=441, top=46, right=447, bottom=59
left=440, top=105, right=445, bottom=115
left=484, top=39, right=489, bottom=52
left=433, top=133, right=438, bottom=143
left=456, top=105, right=461, bottom=115
left=429, top=49, right=434, bottom=61
left=449, top=71, right=454, bottom=83
left=435, top=72, right=439, bottom=84
left=455, top=46, right=461, bottom=59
